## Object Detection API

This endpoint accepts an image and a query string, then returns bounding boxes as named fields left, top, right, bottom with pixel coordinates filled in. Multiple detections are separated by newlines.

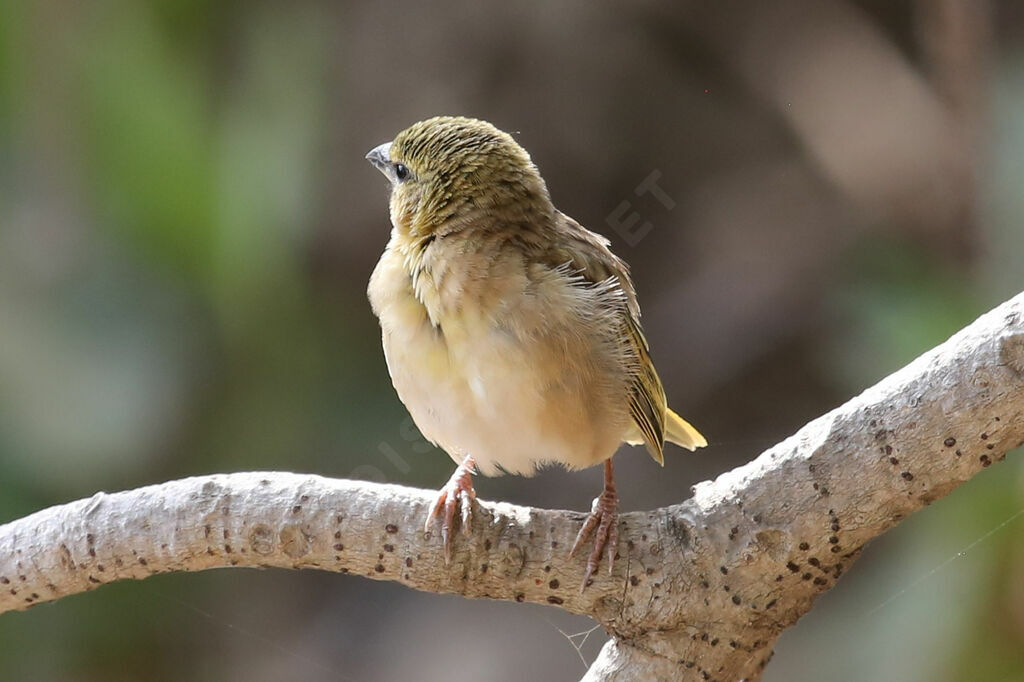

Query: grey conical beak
left=365, top=142, right=392, bottom=173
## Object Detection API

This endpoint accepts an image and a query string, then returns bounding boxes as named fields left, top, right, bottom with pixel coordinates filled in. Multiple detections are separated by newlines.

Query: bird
left=365, top=116, right=706, bottom=586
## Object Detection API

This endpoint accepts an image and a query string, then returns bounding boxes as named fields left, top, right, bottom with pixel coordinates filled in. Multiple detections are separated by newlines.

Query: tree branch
left=3, top=292, right=1024, bottom=681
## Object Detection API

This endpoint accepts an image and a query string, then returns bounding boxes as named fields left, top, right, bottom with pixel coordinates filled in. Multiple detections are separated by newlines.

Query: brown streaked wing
left=538, top=213, right=668, bottom=463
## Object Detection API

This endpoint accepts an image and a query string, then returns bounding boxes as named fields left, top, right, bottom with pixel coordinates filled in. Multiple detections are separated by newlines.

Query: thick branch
left=2, top=292, right=1024, bottom=682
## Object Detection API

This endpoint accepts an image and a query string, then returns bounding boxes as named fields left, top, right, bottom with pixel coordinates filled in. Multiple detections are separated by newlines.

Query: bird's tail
left=664, top=408, right=707, bottom=451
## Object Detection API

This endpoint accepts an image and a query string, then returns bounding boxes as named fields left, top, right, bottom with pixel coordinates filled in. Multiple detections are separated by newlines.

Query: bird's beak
left=365, top=142, right=393, bottom=174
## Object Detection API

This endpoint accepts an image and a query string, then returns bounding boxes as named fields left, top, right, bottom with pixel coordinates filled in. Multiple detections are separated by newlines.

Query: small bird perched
left=366, top=116, right=706, bottom=585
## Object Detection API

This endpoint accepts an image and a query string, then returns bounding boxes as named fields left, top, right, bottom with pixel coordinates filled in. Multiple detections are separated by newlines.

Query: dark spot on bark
left=956, top=449, right=962, bottom=456
left=629, top=576, right=639, bottom=587
left=766, top=599, right=777, bottom=609
left=802, top=573, right=812, bottom=580
left=981, top=454, right=992, bottom=467
left=944, top=437, right=956, bottom=447
left=700, top=579, right=710, bottom=588
left=646, top=567, right=654, bottom=575
left=548, top=578, right=559, bottom=589
left=901, top=472, right=914, bottom=481
left=334, top=531, right=341, bottom=539
left=547, top=595, right=564, bottom=605
left=333, top=544, right=344, bottom=551
left=88, top=576, right=100, bottom=584
left=753, top=513, right=763, bottom=523
left=799, top=542, right=809, bottom=551
left=336, top=514, right=343, bottom=524
left=374, top=564, right=385, bottom=573
left=831, top=521, right=840, bottom=531
left=813, top=577, right=827, bottom=586
left=88, top=549, right=96, bottom=557
left=484, top=539, right=492, bottom=551
left=889, top=457, right=899, bottom=465
left=831, top=546, right=842, bottom=553
left=204, top=525, right=211, bottom=537
left=829, top=536, right=839, bottom=544
left=384, top=544, right=394, bottom=552
left=96, top=565, right=105, bottom=572
left=627, top=540, right=635, bottom=551
left=515, top=593, right=525, bottom=602
left=224, top=545, right=232, bottom=553
left=550, top=540, right=559, bottom=549
left=292, top=505, right=302, bottom=514
left=138, top=558, right=148, bottom=566
left=720, top=566, right=728, bottom=575
left=710, top=638, right=719, bottom=646
left=786, top=561, right=800, bottom=572
left=808, top=557, right=820, bottom=567
left=775, top=575, right=783, bottom=582
left=0, top=577, right=8, bottom=584
left=981, top=433, right=989, bottom=440
left=987, top=443, right=995, bottom=450
left=385, top=524, right=398, bottom=534
left=223, top=529, right=229, bottom=539
left=729, top=526, right=738, bottom=540
left=406, top=557, right=413, bottom=567
left=732, top=594, right=741, bottom=605
left=723, top=585, right=730, bottom=592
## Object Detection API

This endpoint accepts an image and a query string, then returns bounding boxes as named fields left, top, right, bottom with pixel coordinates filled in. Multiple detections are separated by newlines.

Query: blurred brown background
left=2, top=1, right=1023, bottom=680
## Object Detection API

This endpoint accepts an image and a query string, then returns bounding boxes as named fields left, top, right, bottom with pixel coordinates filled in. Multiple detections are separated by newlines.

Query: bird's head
left=366, top=116, right=552, bottom=239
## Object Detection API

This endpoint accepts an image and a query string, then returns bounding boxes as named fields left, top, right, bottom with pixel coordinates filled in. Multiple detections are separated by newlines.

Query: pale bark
left=3, top=292, right=1024, bottom=682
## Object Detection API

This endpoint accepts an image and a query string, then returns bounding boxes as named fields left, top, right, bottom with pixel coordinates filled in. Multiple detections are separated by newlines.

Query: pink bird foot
left=425, top=456, right=477, bottom=562
left=570, top=459, right=620, bottom=589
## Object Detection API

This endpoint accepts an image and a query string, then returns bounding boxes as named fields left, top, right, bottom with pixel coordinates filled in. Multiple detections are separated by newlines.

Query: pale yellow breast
left=368, top=233, right=633, bottom=476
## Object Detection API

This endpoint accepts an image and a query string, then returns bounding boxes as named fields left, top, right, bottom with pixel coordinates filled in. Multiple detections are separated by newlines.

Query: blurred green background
left=1, top=1, right=1023, bottom=680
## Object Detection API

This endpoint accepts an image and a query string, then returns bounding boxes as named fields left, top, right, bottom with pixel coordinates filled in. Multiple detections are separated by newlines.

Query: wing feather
left=536, top=212, right=671, bottom=464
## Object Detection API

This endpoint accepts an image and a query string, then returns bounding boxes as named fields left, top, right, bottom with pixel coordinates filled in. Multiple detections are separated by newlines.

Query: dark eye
left=394, top=163, right=410, bottom=182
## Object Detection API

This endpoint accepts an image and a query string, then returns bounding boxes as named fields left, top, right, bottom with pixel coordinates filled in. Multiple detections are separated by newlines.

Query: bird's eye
left=394, top=163, right=410, bottom=182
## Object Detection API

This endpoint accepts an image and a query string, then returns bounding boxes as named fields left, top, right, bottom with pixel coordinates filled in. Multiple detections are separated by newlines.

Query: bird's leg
left=570, top=458, right=620, bottom=588
left=425, top=455, right=477, bottom=563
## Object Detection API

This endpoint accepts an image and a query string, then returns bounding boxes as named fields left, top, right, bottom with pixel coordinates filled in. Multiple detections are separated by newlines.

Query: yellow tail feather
left=664, top=408, right=707, bottom=451
left=624, top=408, right=707, bottom=464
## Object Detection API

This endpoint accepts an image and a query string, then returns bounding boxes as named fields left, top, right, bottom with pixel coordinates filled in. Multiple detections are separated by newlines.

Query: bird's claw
left=425, top=459, right=476, bottom=563
left=570, top=486, right=619, bottom=590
